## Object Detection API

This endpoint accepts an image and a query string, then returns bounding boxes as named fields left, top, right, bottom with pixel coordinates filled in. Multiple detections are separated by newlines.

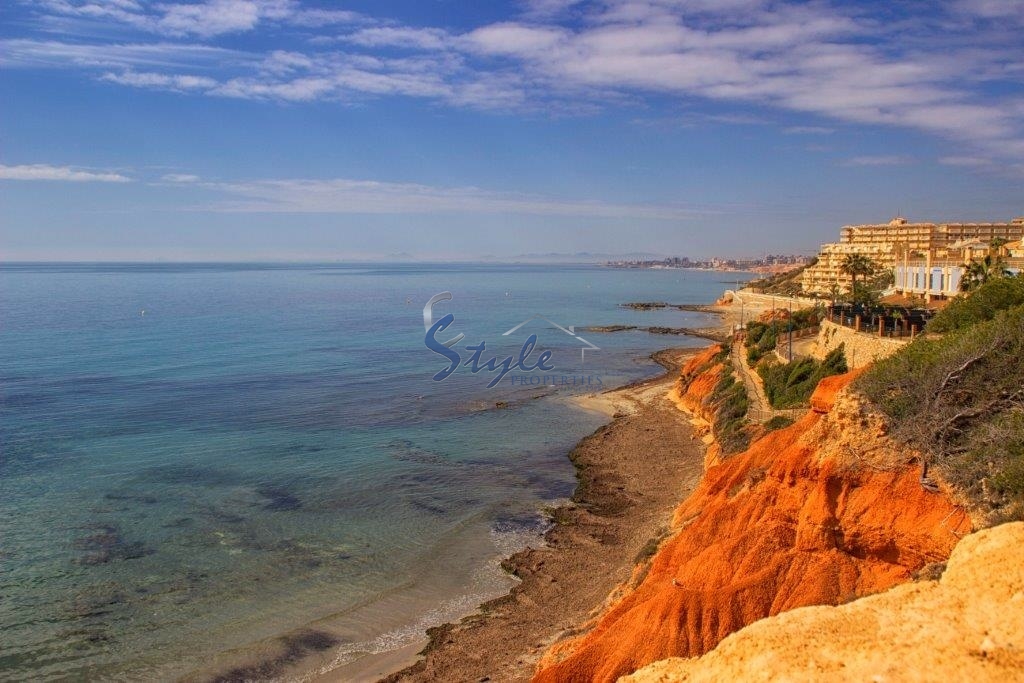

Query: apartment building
left=802, top=216, right=1024, bottom=295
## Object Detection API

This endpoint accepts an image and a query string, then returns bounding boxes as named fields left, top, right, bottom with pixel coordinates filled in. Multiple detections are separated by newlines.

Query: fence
left=825, top=306, right=931, bottom=339
left=747, top=406, right=808, bottom=422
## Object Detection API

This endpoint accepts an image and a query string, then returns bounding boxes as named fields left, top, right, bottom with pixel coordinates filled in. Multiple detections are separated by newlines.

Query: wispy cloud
left=102, top=70, right=216, bottom=90
left=784, top=126, right=834, bottom=135
left=194, top=176, right=708, bottom=219
left=938, top=155, right=994, bottom=167
left=31, top=0, right=364, bottom=38
left=161, top=173, right=201, bottom=182
left=841, top=155, right=914, bottom=167
left=7, top=1, right=1024, bottom=172
left=0, top=163, right=132, bottom=182
left=0, top=38, right=240, bottom=70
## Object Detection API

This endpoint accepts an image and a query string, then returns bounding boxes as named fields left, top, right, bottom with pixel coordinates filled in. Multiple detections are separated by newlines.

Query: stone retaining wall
left=811, top=319, right=909, bottom=368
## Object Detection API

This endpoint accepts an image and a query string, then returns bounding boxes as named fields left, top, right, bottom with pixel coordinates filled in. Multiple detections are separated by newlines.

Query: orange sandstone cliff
left=533, top=366, right=972, bottom=683
left=673, top=345, right=723, bottom=420
left=622, top=521, right=1024, bottom=683
left=668, top=345, right=725, bottom=467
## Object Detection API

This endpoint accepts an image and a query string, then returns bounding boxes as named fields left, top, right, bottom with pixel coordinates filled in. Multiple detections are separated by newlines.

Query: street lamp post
left=788, top=299, right=793, bottom=362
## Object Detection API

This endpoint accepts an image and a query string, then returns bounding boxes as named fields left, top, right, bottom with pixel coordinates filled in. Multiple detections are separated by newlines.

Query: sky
left=1, top=0, right=1023, bottom=261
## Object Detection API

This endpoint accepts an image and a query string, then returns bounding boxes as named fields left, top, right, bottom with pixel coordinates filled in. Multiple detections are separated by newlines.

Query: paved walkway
left=730, top=340, right=807, bottom=423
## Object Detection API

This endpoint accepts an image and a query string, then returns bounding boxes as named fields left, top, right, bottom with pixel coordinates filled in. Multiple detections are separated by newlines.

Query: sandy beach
left=376, top=347, right=707, bottom=683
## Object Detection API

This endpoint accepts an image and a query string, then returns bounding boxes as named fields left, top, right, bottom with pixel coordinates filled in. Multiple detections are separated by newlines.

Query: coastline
left=371, top=346, right=708, bottom=683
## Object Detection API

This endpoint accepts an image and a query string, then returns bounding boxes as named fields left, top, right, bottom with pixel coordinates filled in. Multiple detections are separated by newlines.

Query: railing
left=828, top=314, right=921, bottom=338
left=825, top=306, right=931, bottom=339
left=747, top=407, right=808, bottom=422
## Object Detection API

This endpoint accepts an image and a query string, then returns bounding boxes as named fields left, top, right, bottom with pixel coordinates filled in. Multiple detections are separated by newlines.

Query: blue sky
left=1, top=0, right=1022, bottom=261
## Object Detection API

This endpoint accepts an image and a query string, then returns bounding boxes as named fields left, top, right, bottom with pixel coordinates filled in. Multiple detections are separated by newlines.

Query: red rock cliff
left=533, top=369, right=972, bottom=683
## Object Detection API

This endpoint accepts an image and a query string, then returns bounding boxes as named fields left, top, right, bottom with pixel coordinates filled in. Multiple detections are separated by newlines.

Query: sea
left=0, top=263, right=745, bottom=681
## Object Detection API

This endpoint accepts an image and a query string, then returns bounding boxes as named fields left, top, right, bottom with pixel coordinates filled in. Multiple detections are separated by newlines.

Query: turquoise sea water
left=0, top=263, right=745, bottom=680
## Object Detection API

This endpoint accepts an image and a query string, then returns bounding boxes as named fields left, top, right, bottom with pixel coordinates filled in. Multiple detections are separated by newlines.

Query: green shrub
left=744, top=311, right=821, bottom=364
left=927, top=275, right=1024, bottom=333
left=764, top=415, right=795, bottom=431
left=757, top=347, right=847, bottom=409
left=744, top=322, right=777, bottom=364
left=855, top=304, right=1024, bottom=521
left=709, top=368, right=751, bottom=455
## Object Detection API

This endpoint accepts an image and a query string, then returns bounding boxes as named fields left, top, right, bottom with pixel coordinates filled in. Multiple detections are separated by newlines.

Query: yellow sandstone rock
left=621, top=522, right=1024, bottom=683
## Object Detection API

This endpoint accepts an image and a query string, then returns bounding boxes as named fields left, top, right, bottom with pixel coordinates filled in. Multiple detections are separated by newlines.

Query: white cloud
left=344, top=27, right=451, bottom=51
left=285, top=8, right=362, bottom=27
left=161, top=173, right=201, bottom=182
left=955, top=0, right=1024, bottom=21
left=31, top=0, right=365, bottom=37
left=11, top=1, right=1024, bottom=171
left=0, top=163, right=132, bottom=182
left=520, top=0, right=585, bottom=19
left=102, top=69, right=217, bottom=89
left=0, top=38, right=239, bottom=69
left=841, top=155, right=913, bottom=167
left=784, top=126, right=834, bottom=135
left=463, top=23, right=567, bottom=56
left=156, top=0, right=269, bottom=37
left=938, top=156, right=993, bottom=167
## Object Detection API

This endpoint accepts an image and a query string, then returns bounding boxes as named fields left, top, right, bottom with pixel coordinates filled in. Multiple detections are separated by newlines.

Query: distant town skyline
left=1, top=0, right=1022, bottom=261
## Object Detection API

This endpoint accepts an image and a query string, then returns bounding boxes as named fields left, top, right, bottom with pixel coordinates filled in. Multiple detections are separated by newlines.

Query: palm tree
left=840, top=254, right=875, bottom=294
left=959, top=254, right=1012, bottom=292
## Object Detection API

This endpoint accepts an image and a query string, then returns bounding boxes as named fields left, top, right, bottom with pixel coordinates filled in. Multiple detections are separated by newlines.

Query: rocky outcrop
left=533, top=370, right=972, bottom=683
left=672, top=345, right=723, bottom=421
left=668, top=345, right=725, bottom=468
left=622, top=521, right=1024, bottom=683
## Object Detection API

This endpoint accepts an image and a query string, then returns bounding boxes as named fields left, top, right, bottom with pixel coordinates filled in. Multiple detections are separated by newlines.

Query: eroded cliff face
left=672, top=345, right=723, bottom=421
left=667, top=345, right=725, bottom=468
left=622, top=522, right=1024, bottom=683
left=533, top=368, right=972, bottom=683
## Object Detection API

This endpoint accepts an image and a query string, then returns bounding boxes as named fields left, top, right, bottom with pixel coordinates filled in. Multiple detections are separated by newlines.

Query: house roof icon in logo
left=501, top=315, right=600, bottom=364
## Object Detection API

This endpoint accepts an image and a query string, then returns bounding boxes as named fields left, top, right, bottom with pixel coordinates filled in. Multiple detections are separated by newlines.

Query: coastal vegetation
left=959, top=253, right=1012, bottom=292
left=746, top=261, right=811, bottom=296
left=757, top=348, right=848, bottom=409
left=840, top=253, right=875, bottom=293
left=763, top=415, right=795, bottom=431
left=856, top=276, right=1024, bottom=521
left=927, top=274, right=1024, bottom=332
left=710, top=365, right=752, bottom=455
left=744, top=308, right=820, bottom=364
left=678, top=345, right=752, bottom=455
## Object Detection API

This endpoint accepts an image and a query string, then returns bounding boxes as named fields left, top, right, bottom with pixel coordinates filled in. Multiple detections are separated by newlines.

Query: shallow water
left=0, top=263, right=743, bottom=680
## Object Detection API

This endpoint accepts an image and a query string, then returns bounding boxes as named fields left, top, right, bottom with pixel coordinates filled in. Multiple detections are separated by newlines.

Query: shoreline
left=374, top=346, right=708, bottom=682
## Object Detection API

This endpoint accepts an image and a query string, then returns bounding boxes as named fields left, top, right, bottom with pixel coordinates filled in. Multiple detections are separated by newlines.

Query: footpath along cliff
left=532, top=347, right=973, bottom=683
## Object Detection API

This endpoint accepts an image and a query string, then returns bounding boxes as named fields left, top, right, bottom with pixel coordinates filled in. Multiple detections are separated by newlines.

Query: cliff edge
left=533, top=367, right=972, bottom=683
left=622, top=521, right=1024, bottom=682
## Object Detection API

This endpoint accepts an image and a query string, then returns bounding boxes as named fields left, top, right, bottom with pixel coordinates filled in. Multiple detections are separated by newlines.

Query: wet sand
left=375, top=348, right=707, bottom=683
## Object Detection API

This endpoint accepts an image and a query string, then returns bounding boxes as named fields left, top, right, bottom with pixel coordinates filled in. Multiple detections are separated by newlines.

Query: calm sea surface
left=0, top=263, right=745, bottom=680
